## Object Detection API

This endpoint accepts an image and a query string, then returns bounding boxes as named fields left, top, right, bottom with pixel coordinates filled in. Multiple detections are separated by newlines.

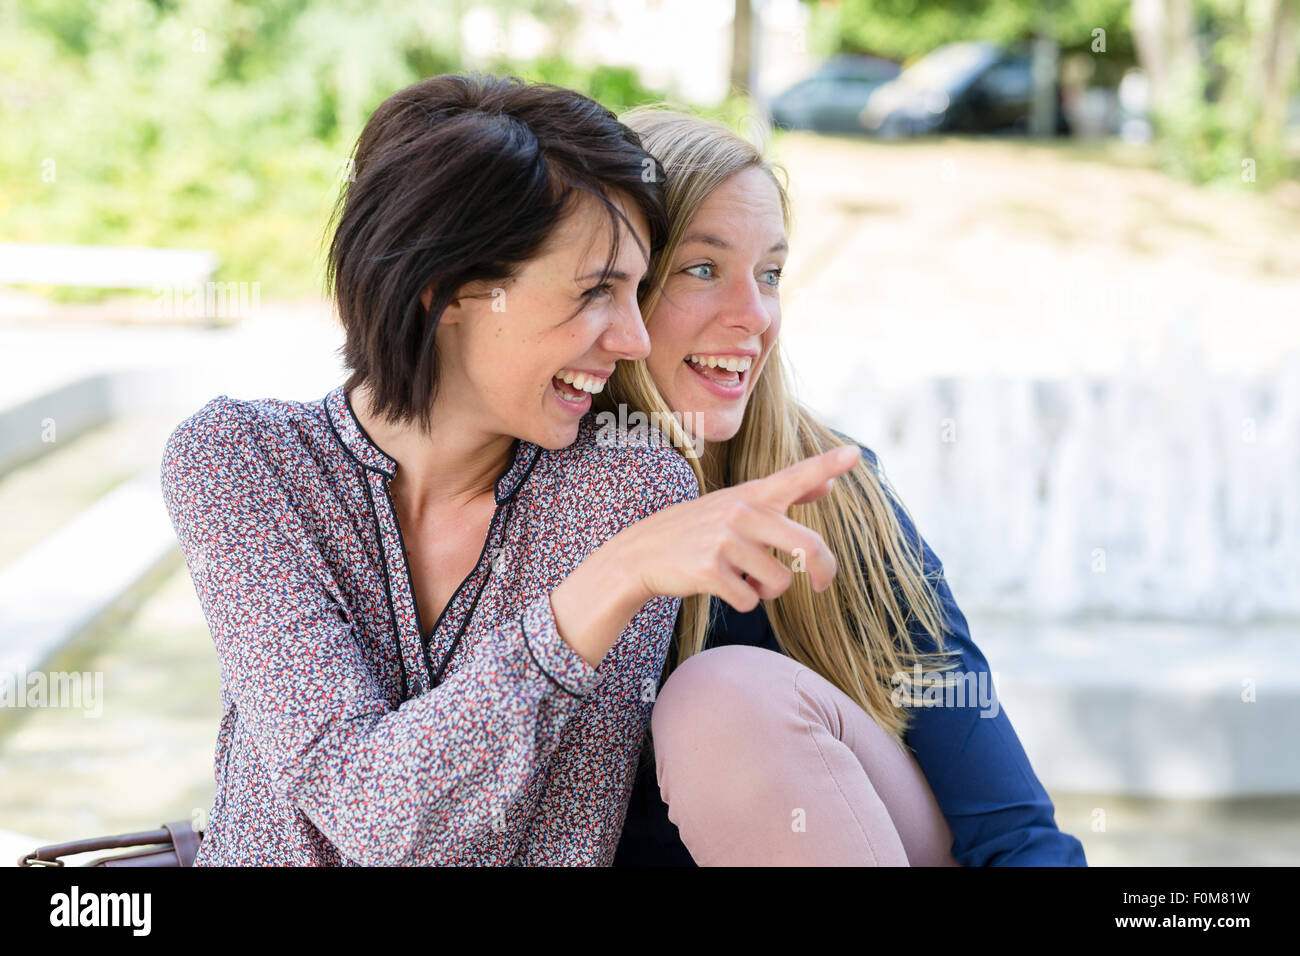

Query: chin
left=681, top=405, right=743, bottom=444
left=531, top=420, right=583, bottom=451
left=700, top=421, right=743, bottom=444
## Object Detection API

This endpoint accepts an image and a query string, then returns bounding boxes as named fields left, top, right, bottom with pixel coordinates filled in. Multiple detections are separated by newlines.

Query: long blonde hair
left=603, top=105, right=963, bottom=749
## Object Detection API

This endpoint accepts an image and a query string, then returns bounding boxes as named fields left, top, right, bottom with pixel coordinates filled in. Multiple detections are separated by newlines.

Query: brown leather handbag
left=17, top=820, right=204, bottom=867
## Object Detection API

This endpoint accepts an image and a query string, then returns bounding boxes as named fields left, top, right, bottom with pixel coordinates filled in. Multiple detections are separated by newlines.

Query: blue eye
left=683, top=263, right=714, bottom=279
left=761, top=267, right=783, bottom=287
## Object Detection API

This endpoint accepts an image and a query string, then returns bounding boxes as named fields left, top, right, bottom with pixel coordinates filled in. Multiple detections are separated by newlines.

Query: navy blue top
left=613, top=444, right=1087, bottom=867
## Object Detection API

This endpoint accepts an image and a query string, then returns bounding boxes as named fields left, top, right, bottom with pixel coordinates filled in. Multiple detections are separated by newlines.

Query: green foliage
left=813, top=0, right=1134, bottom=63
left=0, top=0, right=675, bottom=300
left=481, top=56, right=668, bottom=114
left=1148, top=0, right=1295, bottom=187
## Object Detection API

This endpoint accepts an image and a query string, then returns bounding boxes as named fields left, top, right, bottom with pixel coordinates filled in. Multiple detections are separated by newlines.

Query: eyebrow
left=576, top=269, right=635, bottom=283
left=680, top=232, right=788, bottom=255
left=576, top=262, right=653, bottom=285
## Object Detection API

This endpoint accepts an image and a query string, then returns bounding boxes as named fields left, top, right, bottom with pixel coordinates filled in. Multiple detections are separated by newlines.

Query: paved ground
left=1055, top=792, right=1300, bottom=866
left=0, top=554, right=218, bottom=846
left=0, top=414, right=178, bottom=567
left=767, top=134, right=1300, bottom=407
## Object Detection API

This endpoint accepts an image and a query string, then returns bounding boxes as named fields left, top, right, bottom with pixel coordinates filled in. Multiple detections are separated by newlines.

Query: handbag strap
left=163, top=820, right=202, bottom=866
left=17, top=820, right=203, bottom=867
left=19, top=826, right=172, bottom=866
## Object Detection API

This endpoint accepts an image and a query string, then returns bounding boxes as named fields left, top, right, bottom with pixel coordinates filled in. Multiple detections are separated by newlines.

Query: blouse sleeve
left=510, top=434, right=701, bottom=864
left=861, top=445, right=1088, bottom=867
left=160, top=398, right=605, bottom=866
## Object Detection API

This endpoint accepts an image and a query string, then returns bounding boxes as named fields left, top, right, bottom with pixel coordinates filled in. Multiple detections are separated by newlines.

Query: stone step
left=971, top=619, right=1299, bottom=798
left=0, top=474, right=177, bottom=682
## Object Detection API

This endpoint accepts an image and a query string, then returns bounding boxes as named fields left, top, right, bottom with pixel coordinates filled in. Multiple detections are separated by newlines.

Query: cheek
left=761, top=309, right=781, bottom=357
left=469, top=332, right=553, bottom=411
left=767, top=303, right=782, bottom=341
left=738, top=312, right=780, bottom=395
left=646, top=308, right=691, bottom=379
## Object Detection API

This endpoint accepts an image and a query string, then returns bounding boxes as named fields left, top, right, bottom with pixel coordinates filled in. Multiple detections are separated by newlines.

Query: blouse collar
left=323, top=384, right=541, bottom=504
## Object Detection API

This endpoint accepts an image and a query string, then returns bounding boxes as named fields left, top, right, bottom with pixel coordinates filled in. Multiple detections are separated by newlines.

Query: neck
left=349, top=381, right=513, bottom=515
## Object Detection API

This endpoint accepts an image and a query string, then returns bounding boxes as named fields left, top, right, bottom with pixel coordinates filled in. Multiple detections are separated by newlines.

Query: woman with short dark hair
left=161, top=74, right=857, bottom=866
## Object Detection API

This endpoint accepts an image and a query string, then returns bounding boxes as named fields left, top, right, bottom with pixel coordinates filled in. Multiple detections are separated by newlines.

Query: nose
left=720, top=272, right=774, bottom=337
left=602, top=287, right=651, bottom=361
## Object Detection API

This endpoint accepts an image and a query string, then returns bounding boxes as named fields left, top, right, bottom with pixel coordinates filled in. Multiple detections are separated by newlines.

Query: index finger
left=747, top=445, right=861, bottom=511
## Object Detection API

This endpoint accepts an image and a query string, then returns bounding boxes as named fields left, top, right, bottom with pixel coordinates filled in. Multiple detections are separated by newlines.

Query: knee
left=651, top=644, right=793, bottom=751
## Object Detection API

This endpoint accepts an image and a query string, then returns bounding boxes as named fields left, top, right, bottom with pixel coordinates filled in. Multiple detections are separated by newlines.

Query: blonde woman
left=603, top=107, right=1088, bottom=867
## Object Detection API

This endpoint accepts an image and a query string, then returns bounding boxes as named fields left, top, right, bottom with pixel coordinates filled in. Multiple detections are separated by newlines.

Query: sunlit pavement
left=768, top=133, right=1299, bottom=405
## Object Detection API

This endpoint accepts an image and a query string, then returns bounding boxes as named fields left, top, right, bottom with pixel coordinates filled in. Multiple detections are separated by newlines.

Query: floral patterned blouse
left=159, top=383, right=697, bottom=865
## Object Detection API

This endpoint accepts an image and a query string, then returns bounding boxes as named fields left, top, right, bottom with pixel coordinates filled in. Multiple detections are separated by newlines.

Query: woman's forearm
left=549, top=444, right=861, bottom=669
left=549, top=534, right=653, bottom=669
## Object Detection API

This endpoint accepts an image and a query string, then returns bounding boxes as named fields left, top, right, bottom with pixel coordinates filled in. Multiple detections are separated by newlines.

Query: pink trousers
left=650, top=644, right=960, bottom=866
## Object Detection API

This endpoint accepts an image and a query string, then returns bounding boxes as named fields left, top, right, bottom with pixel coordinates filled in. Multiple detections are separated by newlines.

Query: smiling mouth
left=684, top=353, right=752, bottom=389
left=552, top=368, right=607, bottom=405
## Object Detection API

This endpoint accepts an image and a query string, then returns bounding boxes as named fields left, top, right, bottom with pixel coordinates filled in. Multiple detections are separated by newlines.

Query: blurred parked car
left=860, top=42, right=1070, bottom=137
left=769, top=55, right=901, bottom=133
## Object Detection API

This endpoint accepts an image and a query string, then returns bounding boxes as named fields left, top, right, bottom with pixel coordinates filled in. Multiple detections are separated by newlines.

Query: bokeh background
left=2, top=0, right=1298, bottom=866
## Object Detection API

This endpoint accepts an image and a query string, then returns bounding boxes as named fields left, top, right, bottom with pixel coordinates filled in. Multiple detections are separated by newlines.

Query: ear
left=434, top=278, right=499, bottom=327
left=422, top=282, right=470, bottom=327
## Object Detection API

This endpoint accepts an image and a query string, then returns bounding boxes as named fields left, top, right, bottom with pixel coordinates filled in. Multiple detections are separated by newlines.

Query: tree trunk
left=730, top=0, right=754, bottom=97
left=1030, top=33, right=1060, bottom=136
left=1131, top=0, right=1200, bottom=105
left=1248, top=0, right=1298, bottom=156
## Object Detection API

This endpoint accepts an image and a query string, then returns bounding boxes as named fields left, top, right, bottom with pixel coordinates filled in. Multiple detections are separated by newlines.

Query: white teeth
left=687, top=354, right=753, bottom=373
left=555, top=370, right=606, bottom=394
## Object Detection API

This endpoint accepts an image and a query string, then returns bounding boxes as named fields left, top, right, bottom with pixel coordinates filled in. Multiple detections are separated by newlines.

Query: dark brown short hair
left=324, top=73, right=667, bottom=433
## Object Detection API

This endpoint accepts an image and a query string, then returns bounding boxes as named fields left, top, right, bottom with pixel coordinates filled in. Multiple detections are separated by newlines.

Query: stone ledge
left=972, top=619, right=1298, bottom=798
